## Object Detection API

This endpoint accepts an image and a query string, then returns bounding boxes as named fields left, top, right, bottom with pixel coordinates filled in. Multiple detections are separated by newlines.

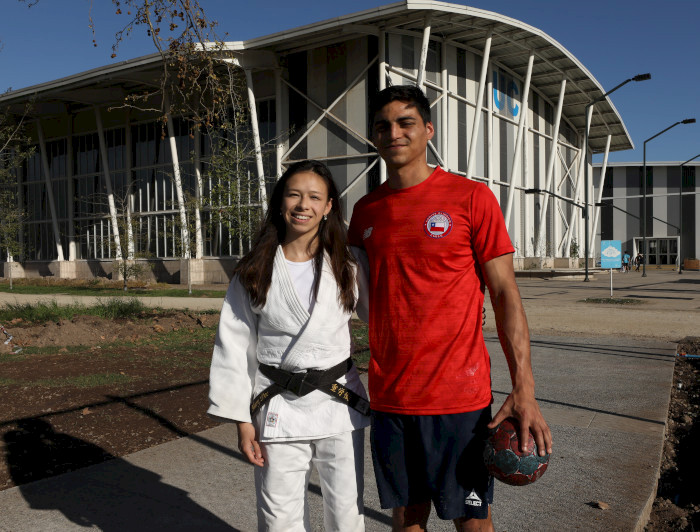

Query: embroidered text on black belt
left=250, top=358, right=369, bottom=416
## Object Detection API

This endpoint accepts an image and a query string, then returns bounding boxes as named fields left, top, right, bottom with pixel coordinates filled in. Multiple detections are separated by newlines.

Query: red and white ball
left=483, top=417, right=550, bottom=486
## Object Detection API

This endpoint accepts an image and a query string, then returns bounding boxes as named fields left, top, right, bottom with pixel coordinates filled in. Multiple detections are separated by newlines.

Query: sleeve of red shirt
left=470, top=183, right=515, bottom=265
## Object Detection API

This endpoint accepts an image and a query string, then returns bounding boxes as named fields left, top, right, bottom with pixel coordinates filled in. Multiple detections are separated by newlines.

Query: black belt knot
left=250, top=358, right=369, bottom=417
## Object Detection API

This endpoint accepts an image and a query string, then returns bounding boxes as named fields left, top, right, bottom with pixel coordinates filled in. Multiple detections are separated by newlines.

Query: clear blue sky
left=1, top=0, right=698, bottom=163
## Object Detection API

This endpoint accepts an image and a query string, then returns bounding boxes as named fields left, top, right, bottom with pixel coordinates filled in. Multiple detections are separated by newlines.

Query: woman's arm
left=208, top=278, right=259, bottom=423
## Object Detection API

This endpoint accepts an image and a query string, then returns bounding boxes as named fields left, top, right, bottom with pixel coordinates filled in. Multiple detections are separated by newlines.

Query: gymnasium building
left=594, top=161, right=699, bottom=269
left=1, top=0, right=641, bottom=284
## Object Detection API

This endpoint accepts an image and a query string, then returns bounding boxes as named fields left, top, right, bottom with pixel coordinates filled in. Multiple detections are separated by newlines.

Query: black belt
left=250, top=358, right=369, bottom=417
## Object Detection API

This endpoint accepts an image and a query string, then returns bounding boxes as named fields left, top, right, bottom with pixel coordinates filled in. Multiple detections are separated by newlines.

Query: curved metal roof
left=0, top=0, right=632, bottom=153
left=242, top=0, right=633, bottom=153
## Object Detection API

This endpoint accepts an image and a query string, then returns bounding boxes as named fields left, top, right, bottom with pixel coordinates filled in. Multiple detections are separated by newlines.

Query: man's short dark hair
left=369, top=85, right=432, bottom=130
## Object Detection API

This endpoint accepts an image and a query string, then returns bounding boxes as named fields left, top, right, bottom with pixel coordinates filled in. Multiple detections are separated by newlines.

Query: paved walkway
left=1, top=269, right=696, bottom=531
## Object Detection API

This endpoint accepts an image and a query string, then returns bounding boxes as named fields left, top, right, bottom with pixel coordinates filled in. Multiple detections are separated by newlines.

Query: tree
left=10, top=0, right=268, bottom=269
left=0, top=101, right=33, bottom=290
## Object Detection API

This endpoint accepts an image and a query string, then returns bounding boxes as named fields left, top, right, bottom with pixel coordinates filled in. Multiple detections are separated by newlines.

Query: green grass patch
left=135, top=325, right=217, bottom=353
left=0, top=298, right=150, bottom=323
left=580, top=297, right=644, bottom=305
left=0, top=377, right=20, bottom=386
left=32, top=373, right=134, bottom=388
left=0, top=279, right=225, bottom=299
left=351, top=320, right=370, bottom=366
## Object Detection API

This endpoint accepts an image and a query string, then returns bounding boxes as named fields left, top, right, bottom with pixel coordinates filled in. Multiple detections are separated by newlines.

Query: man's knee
left=454, top=505, right=494, bottom=532
left=392, top=502, right=431, bottom=530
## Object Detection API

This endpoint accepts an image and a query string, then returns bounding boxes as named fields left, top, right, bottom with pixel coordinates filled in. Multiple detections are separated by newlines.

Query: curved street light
left=642, top=118, right=696, bottom=277
left=583, top=73, right=651, bottom=282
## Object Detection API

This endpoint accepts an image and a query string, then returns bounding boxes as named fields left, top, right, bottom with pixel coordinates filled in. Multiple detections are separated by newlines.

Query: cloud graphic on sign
left=601, top=246, right=621, bottom=258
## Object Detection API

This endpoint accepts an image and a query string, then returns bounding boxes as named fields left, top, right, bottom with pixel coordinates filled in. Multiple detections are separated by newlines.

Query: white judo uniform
left=209, top=246, right=369, bottom=532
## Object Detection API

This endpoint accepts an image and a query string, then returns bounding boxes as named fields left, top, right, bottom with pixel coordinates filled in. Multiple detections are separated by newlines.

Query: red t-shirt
left=348, top=167, right=514, bottom=414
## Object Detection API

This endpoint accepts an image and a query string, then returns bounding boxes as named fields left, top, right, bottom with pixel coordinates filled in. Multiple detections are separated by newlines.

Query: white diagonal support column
left=243, top=67, right=268, bottom=212
left=589, top=134, right=612, bottom=255
left=194, top=128, right=204, bottom=259
left=563, top=105, right=593, bottom=255
left=416, top=16, right=432, bottom=89
left=504, top=50, right=534, bottom=226
left=281, top=58, right=377, bottom=161
left=487, top=61, right=494, bottom=191
left=535, top=77, right=566, bottom=255
left=163, top=99, right=191, bottom=259
left=124, top=113, right=135, bottom=259
left=379, top=30, right=387, bottom=93
left=440, top=39, right=448, bottom=170
left=466, top=29, right=493, bottom=181
left=94, top=107, right=123, bottom=261
left=379, top=29, right=387, bottom=184
left=275, top=68, right=284, bottom=179
left=36, top=121, right=65, bottom=261
left=66, top=115, right=76, bottom=261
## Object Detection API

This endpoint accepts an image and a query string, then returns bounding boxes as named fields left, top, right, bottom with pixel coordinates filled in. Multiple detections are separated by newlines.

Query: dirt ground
left=0, top=312, right=221, bottom=491
left=645, top=339, right=700, bottom=532
left=0, top=312, right=698, bottom=530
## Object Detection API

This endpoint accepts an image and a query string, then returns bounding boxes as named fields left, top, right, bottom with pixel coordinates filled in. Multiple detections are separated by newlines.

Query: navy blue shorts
left=370, top=407, right=494, bottom=520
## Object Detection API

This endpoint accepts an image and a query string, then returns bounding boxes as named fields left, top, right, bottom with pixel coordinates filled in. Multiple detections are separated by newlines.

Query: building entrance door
left=635, top=237, right=679, bottom=266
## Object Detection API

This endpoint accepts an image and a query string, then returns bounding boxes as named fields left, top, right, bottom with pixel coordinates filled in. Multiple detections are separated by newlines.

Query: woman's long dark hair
left=233, top=160, right=357, bottom=313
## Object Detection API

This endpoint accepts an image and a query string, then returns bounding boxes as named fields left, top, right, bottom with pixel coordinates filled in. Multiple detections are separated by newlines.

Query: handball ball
left=483, top=417, right=550, bottom=486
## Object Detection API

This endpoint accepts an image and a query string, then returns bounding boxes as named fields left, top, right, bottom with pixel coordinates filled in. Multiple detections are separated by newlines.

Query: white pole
left=441, top=39, right=448, bottom=171
left=36, top=121, right=65, bottom=261
left=124, top=113, right=135, bottom=259
left=535, top=78, right=567, bottom=255
left=589, top=134, right=612, bottom=256
left=274, top=68, right=284, bottom=179
left=379, top=29, right=387, bottom=184
left=94, top=107, right=124, bottom=261
left=563, top=105, right=593, bottom=256
left=244, top=68, right=269, bottom=213
left=487, top=61, right=494, bottom=191
left=416, top=16, right=432, bottom=90
left=164, top=102, right=191, bottom=259
left=66, top=115, right=76, bottom=261
left=194, top=127, right=203, bottom=259
left=504, top=50, right=534, bottom=226
left=466, top=30, right=493, bottom=181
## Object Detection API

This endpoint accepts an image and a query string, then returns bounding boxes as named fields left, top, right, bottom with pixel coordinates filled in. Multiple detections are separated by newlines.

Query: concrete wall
left=0, top=258, right=239, bottom=285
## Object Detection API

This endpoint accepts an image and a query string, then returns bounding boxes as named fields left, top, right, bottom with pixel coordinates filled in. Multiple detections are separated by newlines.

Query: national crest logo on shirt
left=424, top=211, right=453, bottom=238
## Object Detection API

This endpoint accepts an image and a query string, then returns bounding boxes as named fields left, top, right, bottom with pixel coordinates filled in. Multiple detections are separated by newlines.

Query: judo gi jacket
left=208, top=246, right=369, bottom=441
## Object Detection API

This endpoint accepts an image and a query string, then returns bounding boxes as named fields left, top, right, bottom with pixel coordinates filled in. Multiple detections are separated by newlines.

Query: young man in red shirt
left=348, top=86, right=552, bottom=532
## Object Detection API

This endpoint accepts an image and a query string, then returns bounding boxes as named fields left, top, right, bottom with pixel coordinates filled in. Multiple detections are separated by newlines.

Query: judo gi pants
left=255, top=428, right=365, bottom=532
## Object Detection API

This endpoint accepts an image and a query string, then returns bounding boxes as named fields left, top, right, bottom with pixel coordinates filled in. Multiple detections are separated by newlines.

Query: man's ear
left=426, top=121, right=435, bottom=140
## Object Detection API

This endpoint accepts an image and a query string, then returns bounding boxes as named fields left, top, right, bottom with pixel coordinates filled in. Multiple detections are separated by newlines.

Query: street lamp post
left=678, top=152, right=700, bottom=274
left=583, top=73, right=650, bottom=282
left=642, top=118, right=696, bottom=277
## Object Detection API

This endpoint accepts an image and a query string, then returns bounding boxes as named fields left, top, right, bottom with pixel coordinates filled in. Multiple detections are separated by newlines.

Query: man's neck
left=386, top=163, right=435, bottom=190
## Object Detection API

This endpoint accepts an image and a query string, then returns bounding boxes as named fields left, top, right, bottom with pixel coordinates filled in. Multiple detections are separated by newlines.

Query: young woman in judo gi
left=208, top=160, right=369, bottom=532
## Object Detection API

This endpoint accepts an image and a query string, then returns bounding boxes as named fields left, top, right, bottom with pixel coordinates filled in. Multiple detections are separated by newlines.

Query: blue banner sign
left=600, top=240, right=622, bottom=269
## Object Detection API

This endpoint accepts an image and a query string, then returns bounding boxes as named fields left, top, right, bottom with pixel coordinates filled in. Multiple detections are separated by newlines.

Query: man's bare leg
left=392, top=502, right=431, bottom=531
left=453, top=506, right=494, bottom=532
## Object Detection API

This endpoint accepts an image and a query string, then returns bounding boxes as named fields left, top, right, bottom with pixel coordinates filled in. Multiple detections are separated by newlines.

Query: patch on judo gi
left=265, top=412, right=279, bottom=427
left=363, top=226, right=373, bottom=240
left=424, top=211, right=453, bottom=238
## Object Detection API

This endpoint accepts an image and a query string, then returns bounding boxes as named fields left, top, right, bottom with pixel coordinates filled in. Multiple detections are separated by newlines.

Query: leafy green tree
left=0, top=103, right=33, bottom=290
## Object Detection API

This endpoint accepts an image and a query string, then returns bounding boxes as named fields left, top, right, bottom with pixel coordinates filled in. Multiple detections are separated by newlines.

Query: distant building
left=593, top=161, right=699, bottom=268
left=1, top=0, right=634, bottom=283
